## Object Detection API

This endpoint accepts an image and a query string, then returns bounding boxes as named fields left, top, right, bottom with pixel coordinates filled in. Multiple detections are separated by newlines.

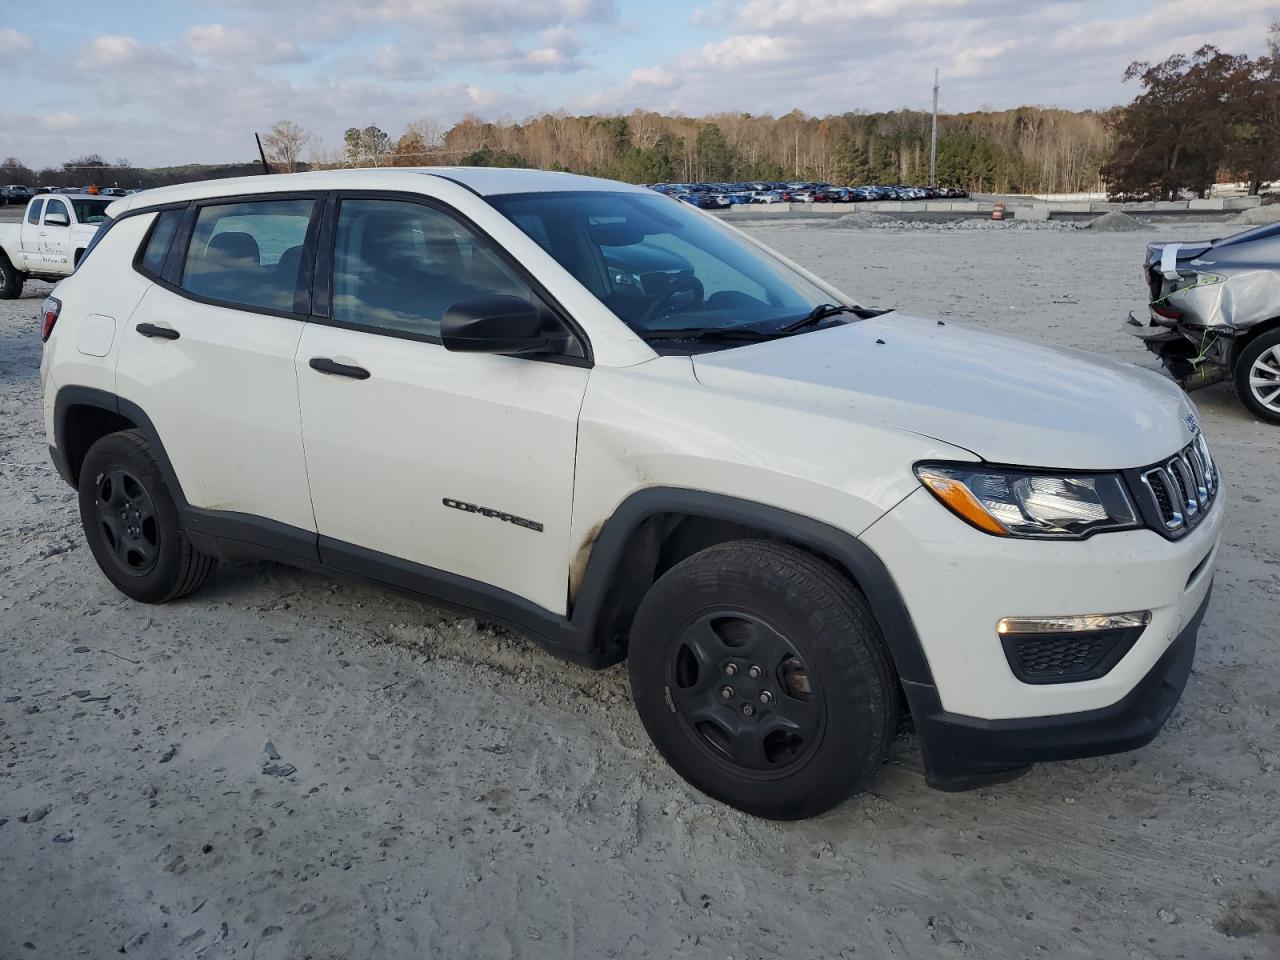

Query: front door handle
left=309, top=357, right=370, bottom=380
left=135, top=323, right=180, bottom=340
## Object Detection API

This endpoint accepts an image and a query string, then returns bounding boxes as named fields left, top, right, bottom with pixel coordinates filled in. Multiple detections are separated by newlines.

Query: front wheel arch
left=571, top=489, right=933, bottom=691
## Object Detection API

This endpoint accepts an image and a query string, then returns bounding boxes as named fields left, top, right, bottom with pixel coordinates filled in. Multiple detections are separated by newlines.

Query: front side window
left=43, top=199, right=69, bottom=224
left=331, top=198, right=534, bottom=340
left=488, top=191, right=836, bottom=340
left=181, top=199, right=314, bottom=312
left=26, top=199, right=43, bottom=225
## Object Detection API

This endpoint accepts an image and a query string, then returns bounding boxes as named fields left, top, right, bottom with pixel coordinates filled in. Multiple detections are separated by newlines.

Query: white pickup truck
left=0, top=193, right=113, bottom=298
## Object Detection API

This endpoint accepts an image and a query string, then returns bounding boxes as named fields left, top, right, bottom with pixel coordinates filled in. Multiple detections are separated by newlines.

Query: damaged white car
left=1129, top=222, right=1280, bottom=423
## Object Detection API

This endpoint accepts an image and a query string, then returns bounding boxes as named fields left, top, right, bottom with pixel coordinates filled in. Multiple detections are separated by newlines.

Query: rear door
left=117, top=196, right=321, bottom=554
left=295, top=193, right=590, bottom=614
left=19, top=199, right=44, bottom=265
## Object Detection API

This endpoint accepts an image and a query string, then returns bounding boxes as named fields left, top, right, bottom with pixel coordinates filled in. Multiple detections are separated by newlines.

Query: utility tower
left=929, top=68, right=939, bottom=187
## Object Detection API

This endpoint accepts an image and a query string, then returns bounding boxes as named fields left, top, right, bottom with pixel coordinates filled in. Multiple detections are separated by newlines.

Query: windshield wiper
left=780, top=303, right=860, bottom=333
left=638, top=326, right=782, bottom=343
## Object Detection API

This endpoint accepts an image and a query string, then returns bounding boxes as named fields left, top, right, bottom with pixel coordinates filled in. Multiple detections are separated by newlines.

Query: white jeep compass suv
left=40, top=168, right=1223, bottom=819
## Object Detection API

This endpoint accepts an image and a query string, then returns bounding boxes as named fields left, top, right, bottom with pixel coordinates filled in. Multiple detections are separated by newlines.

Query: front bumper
left=909, top=585, right=1209, bottom=790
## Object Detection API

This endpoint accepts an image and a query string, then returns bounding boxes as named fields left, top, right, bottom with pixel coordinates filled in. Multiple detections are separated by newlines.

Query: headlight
left=914, top=463, right=1139, bottom=539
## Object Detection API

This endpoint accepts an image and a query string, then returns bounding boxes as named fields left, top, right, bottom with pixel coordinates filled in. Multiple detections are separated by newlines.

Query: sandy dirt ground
left=2, top=218, right=1278, bottom=960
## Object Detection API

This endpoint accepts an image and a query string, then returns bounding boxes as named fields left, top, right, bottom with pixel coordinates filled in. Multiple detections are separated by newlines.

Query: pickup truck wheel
left=78, top=430, right=216, bottom=603
left=0, top=252, right=24, bottom=299
left=1235, top=329, right=1280, bottom=424
left=628, top=540, right=898, bottom=819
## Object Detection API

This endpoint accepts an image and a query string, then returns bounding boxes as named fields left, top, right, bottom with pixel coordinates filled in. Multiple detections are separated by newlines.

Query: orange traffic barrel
left=992, top=201, right=1005, bottom=221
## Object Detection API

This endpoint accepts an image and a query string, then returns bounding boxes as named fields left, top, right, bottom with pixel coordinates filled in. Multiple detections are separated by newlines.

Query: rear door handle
left=135, top=323, right=180, bottom=340
left=309, top=357, right=370, bottom=380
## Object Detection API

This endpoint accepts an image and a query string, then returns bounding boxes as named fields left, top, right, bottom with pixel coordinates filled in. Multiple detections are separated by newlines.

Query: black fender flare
left=566, top=487, right=936, bottom=688
left=52, top=385, right=317, bottom=560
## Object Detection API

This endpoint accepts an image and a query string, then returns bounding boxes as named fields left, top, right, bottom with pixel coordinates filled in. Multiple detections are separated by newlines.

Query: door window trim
left=312, top=189, right=593, bottom=367
left=145, top=191, right=325, bottom=321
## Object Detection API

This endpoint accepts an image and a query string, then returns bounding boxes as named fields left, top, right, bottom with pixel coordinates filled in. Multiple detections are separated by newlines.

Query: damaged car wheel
left=1235, top=329, right=1280, bottom=424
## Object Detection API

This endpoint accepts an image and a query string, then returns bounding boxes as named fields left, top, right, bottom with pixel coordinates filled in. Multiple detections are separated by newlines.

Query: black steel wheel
left=629, top=540, right=898, bottom=820
left=93, top=467, right=161, bottom=575
left=78, top=430, right=216, bottom=603
left=665, top=610, right=824, bottom=776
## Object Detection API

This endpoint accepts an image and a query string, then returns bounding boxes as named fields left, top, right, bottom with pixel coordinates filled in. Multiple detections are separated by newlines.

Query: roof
left=104, top=166, right=649, bottom=218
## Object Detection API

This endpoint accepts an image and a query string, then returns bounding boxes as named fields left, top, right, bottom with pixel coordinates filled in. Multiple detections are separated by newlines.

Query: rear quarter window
left=136, top=209, right=184, bottom=278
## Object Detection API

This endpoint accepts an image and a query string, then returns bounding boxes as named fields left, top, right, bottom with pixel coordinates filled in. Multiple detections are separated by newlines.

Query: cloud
left=0, top=28, right=35, bottom=54
left=183, top=24, right=307, bottom=64
left=580, top=0, right=1275, bottom=117
left=81, top=35, right=146, bottom=67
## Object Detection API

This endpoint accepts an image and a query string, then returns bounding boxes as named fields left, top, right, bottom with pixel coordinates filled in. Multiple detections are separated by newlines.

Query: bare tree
left=261, top=121, right=313, bottom=173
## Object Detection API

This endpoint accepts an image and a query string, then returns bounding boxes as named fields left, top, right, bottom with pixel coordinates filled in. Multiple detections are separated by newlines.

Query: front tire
left=628, top=540, right=898, bottom=820
left=78, top=430, right=216, bottom=603
left=0, top=252, right=24, bottom=300
left=1235, top=329, right=1280, bottom=424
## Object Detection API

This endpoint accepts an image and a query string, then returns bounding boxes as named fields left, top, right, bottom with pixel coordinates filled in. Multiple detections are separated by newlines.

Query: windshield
left=487, top=191, right=837, bottom=337
left=70, top=198, right=112, bottom=224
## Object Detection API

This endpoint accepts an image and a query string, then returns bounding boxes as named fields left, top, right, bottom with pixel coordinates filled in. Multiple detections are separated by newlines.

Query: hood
left=692, top=314, right=1199, bottom=470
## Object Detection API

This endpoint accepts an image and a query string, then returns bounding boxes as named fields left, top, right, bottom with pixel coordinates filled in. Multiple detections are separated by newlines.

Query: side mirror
left=441, top=296, right=549, bottom=355
left=45, top=212, right=70, bottom=227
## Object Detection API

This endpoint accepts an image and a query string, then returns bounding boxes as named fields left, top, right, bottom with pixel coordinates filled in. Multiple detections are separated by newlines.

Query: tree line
left=4, top=23, right=1277, bottom=201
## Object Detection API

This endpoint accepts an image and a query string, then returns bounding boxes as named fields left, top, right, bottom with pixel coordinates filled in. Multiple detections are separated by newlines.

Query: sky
left=1, top=0, right=1276, bottom=170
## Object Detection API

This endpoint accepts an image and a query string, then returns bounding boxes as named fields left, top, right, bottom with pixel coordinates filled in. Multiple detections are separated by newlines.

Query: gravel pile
left=826, top=213, right=1078, bottom=231
left=1081, top=211, right=1146, bottom=232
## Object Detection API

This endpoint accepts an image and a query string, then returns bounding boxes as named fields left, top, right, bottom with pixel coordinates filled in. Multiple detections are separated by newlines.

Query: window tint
left=489, top=191, right=832, bottom=336
left=70, top=198, right=112, bottom=224
left=43, top=199, right=69, bottom=223
left=181, top=199, right=314, bottom=312
left=138, top=209, right=183, bottom=277
left=26, top=199, right=43, bottom=225
left=331, top=198, right=534, bottom=339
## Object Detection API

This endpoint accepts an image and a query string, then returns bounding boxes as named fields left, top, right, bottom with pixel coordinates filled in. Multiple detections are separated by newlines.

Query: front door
left=296, top=195, right=589, bottom=615
left=40, top=197, right=72, bottom=266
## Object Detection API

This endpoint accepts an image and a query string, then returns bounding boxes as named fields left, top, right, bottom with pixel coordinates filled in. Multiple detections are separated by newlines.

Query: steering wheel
left=640, top=275, right=704, bottom=327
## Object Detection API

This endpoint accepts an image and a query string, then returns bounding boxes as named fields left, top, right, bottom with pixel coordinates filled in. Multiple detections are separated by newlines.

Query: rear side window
left=137, top=209, right=184, bottom=278
left=180, top=199, right=315, bottom=313
left=27, top=199, right=44, bottom=225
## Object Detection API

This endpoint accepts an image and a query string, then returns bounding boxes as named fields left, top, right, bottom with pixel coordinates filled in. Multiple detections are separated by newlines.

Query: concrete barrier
left=1187, top=198, right=1225, bottom=211
left=1223, top=196, right=1262, bottom=211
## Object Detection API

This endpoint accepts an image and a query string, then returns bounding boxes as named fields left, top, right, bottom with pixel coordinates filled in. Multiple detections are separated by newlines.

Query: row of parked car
left=650, top=182, right=969, bottom=209
left=1, top=185, right=139, bottom=205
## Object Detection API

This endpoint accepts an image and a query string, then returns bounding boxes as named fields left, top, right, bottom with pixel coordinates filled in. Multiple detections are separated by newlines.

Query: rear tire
left=1234, top=329, right=1280, bottom=424
left=78, top=430, right=216, bottom=603
left=628, top=540, right=898, bottom=820
left=0, top=252, right=24, bottom=300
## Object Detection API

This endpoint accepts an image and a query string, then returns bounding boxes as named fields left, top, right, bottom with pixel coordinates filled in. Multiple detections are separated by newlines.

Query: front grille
left=1135, top=435, right=1218, bottom=538
left=1002, top=627, right=1143, bottom=684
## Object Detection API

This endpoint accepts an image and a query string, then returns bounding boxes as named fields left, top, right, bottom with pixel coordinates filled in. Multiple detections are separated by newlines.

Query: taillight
left=41, top=296, right=61, bottom=342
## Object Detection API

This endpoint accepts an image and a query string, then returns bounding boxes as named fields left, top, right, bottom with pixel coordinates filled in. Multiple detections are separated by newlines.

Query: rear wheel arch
left=1231, top=316, right=1280, bottom=366
left=54, top=388, right=184, bottom=501
left=571, top=489, right=933, bottom=691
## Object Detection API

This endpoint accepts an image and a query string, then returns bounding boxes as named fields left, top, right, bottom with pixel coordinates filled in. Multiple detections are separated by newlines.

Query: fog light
left=997, top=611, right=1151, bottom=684
left=997, top=611, right=1151, bottom=635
